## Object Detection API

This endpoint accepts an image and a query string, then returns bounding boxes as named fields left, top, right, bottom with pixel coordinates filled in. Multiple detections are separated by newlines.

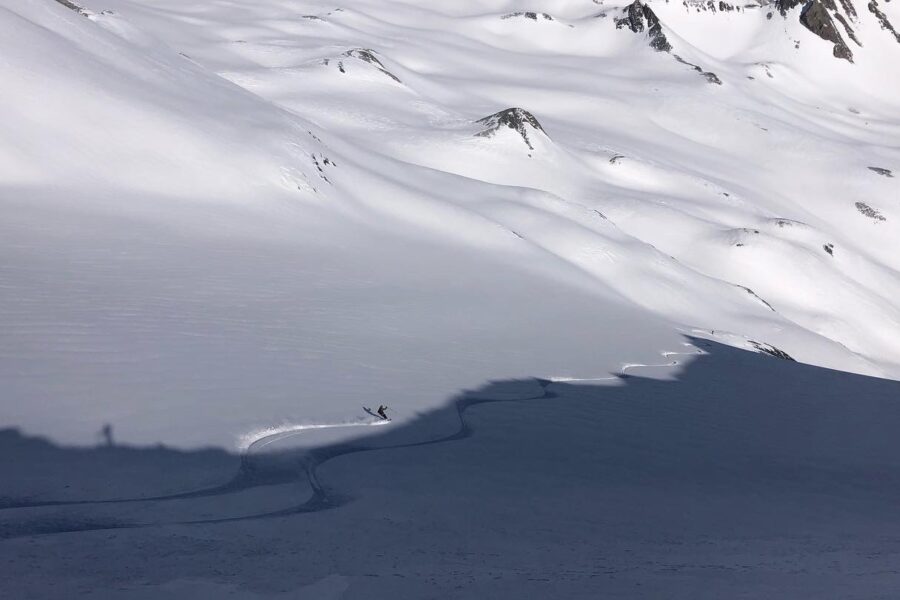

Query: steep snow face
left=2, top=0, right=900, bottom=446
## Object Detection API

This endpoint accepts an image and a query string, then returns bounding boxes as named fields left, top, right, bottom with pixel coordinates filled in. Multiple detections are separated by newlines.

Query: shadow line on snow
left=0, top=378, right=556, bottom=538
left=5, top=337, right=900, bottom=540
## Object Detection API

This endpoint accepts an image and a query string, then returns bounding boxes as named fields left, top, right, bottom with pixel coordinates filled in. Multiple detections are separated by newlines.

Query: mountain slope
left=3, top=1, right=900, bottom=598
left=2, top=0, right=899, bottom=449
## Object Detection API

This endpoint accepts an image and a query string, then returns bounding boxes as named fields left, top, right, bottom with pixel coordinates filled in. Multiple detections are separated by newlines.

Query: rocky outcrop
left=837, top=0, right=858, bottom=19
left=777, top=0, right=867, bottom=60
left=501, top=12, right=554, bottom=21
left=750, top=341, right=795, bottom=361
left=738, top=286, right=777, bottom=312
left=615, top=1, right=672, bottom=52
left=475, top=108, right=546, bottom=150
left=344, top=49, right=400, bottom=82
left=324, top=48, right=401, bottom=83
left=53, top=0, right=88, bottom=15
left=855, top=201, right=887, bottom=221
left=833, top=12, right=862, bottom=46
left=868, top=167, right=894, bottom=177
left=674, top=55, right=723, bottom=84
left=681, top=0, right=745, bottom=13
left=776, top=0, right=807, bottom=15
left=869, top=0, right=900, bottom=43
left=616, top=3, right=724, bottom=83
left=800, top=0, right=854, bottom=61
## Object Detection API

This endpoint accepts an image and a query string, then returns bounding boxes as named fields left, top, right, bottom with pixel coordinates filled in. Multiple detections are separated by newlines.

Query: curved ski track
left=0, top=347, right=702, bottom=539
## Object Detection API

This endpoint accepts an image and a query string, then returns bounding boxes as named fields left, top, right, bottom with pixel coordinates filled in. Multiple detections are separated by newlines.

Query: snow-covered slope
left=3, top=0, right=900, bottom=447
left=3, top=0, right=900, bottom=597
left=5, top=341, right=900, bottom=598
left=1, top=0, right=688, bottom=449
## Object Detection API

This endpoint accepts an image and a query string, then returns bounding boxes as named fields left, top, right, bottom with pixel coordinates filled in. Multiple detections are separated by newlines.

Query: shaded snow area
left=5, top=342, right=900, bottom=598
left=2, top=0, right=900, bottom=597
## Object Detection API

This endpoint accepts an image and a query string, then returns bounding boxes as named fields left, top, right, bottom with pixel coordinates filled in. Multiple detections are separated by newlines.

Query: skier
left=376, top=404, right=389, bottom=420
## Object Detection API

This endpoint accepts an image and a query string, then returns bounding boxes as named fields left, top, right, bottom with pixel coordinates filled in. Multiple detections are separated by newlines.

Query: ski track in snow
left=3, top=0, right=900, bottom=593
left=0, top=345, right=702, bottom=538
left=550, top=343, right=704, bottom=382
left=240, top=419, right=390, bottom=453
left=0, top=385, right=549, bottom=537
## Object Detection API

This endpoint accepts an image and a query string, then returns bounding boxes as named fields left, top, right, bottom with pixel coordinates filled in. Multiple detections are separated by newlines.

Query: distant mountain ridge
left=606, top=0, right=899, bottom=63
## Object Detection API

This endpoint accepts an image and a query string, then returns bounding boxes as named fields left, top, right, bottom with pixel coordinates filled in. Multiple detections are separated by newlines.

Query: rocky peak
left=615, top=1, right=673, bottom=52
left=869, top=0, right=900, bottom=43
left=343, top=48, right=401, bottom=81
left=323, top=48, right=402, bottom=82
left=799, top=0, right=854, bottom=61
left=475, top=108, right=547, bottom=151
left=616, top=2, right=722, bottom=83
left=774, top=0, right=862, bottom=61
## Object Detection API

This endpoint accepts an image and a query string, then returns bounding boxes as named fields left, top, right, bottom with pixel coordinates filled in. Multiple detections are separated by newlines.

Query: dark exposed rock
left=617, top=3, right=727, bottom=81
left=674, top=55, right=723, bottom=84
left=311, top=153, right=336, bottom=184
left=502, top=11, right=554, bottom=20
left=330, top=48, right=401, bottom=83
left=344, top=49, right=393, bottom=72
left=738, top=285, right=777, bottom=312
left=777, top=0, right=863, bottom=53
left=800, top=1, right=854, bottom=61
left=823, top=243, right=834, bottom=255
left=616, top=1, right=673, bottom=52
left=685, top=0, right=743, bottom=10
left=855, top=201, right=887, bottom=221
left=833, top=12, right=862, bottom=45
left=776, top=0, right=806, bottom=15
left=868, top=167, right=894, bottom=177
left=750, top=341, right=795, bottom=361
left=837, top=0, right=859, bottom=18
left=475, top=108, right=546, bottom=151
left=773, top=218, right=807, bottom=227
left=869, top=0, right=900, bottom=43
left=53, top=0, right=88, bottom=15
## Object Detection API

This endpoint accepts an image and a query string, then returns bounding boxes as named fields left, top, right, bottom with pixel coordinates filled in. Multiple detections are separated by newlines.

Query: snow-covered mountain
left=3, top=0, right=899, bottom=448
left=3, top=0, right=900, bottom=597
